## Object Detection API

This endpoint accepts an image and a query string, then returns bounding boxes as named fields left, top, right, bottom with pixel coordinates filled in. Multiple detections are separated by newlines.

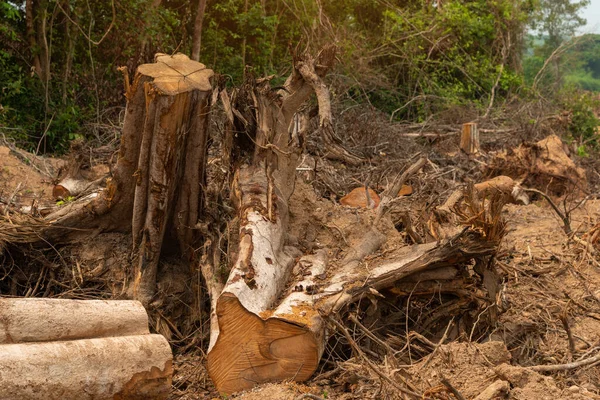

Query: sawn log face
left=207, top=295, right=319, bottom=394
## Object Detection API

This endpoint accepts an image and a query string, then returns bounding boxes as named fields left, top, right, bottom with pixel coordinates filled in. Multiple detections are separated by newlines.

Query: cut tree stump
left=130, top=53, right=213, bottom=304
left=36, top=53, right=213, bottom=305
left=460, top=122, right=480, bottom=154
left=0, top=298, right=172, bottom=399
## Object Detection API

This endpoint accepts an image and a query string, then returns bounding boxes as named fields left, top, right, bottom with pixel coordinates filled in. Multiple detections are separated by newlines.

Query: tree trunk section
left=206, top=47, right=338, bottom=394
left=0, top=335, right=172, bottom=400
left=130, top=54, right=213, bottom=304
left=0, top=298, right=149, bottom=343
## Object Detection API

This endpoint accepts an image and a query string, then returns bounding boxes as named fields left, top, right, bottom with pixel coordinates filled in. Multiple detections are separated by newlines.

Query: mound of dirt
left=0, top=145, right=59, bottom=208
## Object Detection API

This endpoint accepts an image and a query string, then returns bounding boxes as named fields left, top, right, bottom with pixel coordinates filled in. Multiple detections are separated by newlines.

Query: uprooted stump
left=207, top=230, right=498, bottom=394
left=203, top=46, right=505, bottom=394
left=486, top=134, right=586, bottom=196
left=0, top=298, right=172, bottom=399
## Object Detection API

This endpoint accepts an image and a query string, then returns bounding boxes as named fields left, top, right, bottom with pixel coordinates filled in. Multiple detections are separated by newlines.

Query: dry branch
left=295, top=52, right=364, bottom=165
left=529, top=352, right=600, bottom=372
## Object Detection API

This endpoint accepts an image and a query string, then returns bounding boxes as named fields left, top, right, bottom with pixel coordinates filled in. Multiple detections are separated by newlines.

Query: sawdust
left=230, top=382, right=319, bottom=399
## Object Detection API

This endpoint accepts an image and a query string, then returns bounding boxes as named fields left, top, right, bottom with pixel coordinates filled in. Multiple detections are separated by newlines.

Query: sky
left=581, top=0, right=600, bottom=33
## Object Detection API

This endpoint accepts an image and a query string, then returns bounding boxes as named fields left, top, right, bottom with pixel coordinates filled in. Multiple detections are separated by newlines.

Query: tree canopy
left=0, top=0, right=594, bottom=152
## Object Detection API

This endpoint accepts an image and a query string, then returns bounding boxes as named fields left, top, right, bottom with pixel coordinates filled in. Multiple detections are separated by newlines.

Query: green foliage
left=360, top=0, right=529, bottom=120
left=562, top=90, right=600, bottom=150
left=0, top=0, right=592, bottom=153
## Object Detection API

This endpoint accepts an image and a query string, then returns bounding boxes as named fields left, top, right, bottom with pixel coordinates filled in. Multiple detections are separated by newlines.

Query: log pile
left=0, top=298, right=173, bottom=400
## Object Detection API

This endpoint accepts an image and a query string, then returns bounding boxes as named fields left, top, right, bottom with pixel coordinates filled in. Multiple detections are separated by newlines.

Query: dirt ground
left=1, top=112, right=599, bottom=399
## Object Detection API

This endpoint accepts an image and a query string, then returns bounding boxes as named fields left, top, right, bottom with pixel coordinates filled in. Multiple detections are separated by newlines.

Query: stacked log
left=0, top=298, right=172, bottom=400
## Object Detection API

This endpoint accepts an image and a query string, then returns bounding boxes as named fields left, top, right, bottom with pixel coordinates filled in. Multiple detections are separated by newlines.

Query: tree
left=191, top=0, right=207, bottom=61
left=532, top=0, right=590, bottom=49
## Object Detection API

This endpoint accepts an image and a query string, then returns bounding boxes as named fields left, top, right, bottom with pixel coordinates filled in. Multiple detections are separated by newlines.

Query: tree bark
left=0, top=298, right=149, bottom=344
left=26, top=0, right=43, bottom=79
left=191, top=0, right=207, bottom=61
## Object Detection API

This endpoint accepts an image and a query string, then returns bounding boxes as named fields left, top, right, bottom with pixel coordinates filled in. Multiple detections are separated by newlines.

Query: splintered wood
left=0, top=299, right=172, bottom=400
left=130, top=54, right=213, bottom=304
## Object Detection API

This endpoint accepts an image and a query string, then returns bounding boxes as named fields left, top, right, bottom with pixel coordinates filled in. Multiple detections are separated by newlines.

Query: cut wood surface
left=0, top=298, right=149, bottom=344
left=0, top=334, right=172, bottom=400
left=460, top=122, right=480, bottom=154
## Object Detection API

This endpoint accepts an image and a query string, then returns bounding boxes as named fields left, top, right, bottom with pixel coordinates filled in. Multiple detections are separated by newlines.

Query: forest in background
left=0, top=0, right=599, bottom=153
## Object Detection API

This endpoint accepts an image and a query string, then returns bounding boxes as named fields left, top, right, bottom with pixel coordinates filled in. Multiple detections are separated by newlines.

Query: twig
left=532, top=37, right=584, bottom=91
left=523, top=188, right=571, bottom=234
left=56, top=0, right=116, bottom=46
left=35, top=113, right=55, bottom=155
left=420, top=318, right=453, bottom=370
left=348, top=314, right=395, bottom=355
left=440, top=374, right=467, bottom=400
left=559, top=306, right=575, bottom=357
left=328, top=316, right=421, bottom=398
left=375, top=157, right=427, bottom=225
left=529, top=351, right=600, bottom=372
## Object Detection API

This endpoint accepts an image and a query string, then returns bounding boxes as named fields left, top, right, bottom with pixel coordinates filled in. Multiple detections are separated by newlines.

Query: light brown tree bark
left=191, top=0, right=207, bottom=61
left=0, top=298, right=149, bottom=343
left=0, top=335, right=172, bottom=400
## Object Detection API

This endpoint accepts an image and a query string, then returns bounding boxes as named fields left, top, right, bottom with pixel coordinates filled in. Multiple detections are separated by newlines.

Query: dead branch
left=296, top=54, right=365, bottom=165
left=328, top=316, right=421, bottom=398
left=529, top=351, right=600, bottom=372
left=523, top=188, right=571, bottom=234
left=375, top=157, right=427, bottom=225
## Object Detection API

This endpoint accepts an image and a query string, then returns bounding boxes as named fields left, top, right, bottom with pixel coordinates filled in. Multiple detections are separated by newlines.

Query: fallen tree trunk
left=0, top=335, right=172, bottom=400
left=208, top=230, right=498, bottom=394
left=0, top=298, right=172, bottom=399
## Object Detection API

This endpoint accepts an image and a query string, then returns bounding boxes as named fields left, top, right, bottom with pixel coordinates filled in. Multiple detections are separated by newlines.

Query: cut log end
left=137, top=53, right=214, bottom=95
left=207, top=295, right=319, bottom=395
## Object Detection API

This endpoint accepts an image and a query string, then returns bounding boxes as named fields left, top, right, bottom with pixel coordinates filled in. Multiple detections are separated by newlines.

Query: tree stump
left=129, top=54, right=213, bottom=304
left=460, top=122, right=480, bottom=154
left=36, top=54, right=213, bottom=304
